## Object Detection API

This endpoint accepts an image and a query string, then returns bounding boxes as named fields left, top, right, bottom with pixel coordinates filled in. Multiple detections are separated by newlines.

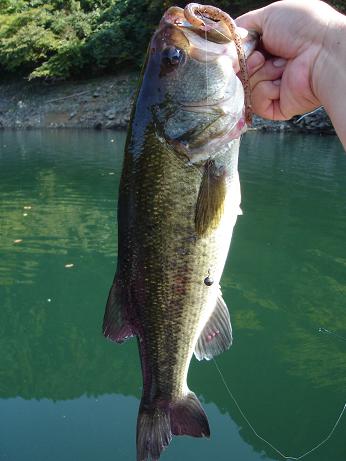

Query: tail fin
left=170, top=392, right=210, bottom=437
left=136, top=405, right=171, bottom=461
left=137, top=392, right=210, bottom=461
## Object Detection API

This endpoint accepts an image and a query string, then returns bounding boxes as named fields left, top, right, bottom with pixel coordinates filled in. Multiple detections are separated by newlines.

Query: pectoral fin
left=194, top=292, right=232, bottom=361
left=195, top=161, right=227, bottom=237
left=103, top=279, right=135, bottom=343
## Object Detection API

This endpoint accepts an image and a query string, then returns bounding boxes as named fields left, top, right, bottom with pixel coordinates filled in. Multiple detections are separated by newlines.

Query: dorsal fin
left=194, top=292, right=232, bottom=361
left=195, top=160, right=227, bottom=237
left=103, top=279, right=135, bottom=343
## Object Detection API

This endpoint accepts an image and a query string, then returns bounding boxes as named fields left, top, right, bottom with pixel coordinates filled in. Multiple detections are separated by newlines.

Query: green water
left=0, top=130, right=345, bottom=461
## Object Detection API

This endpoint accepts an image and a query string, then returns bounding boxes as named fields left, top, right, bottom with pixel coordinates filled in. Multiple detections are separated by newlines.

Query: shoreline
left=0, top=72, right=335, bottom=135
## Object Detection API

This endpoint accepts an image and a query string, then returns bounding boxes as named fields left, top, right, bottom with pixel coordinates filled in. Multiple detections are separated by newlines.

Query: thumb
left=235, top=8, right=265, bottom=34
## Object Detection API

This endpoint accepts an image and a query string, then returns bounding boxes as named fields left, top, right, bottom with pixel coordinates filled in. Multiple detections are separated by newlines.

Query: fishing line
left=294, top=107, right=323, bottom=124
left=318, top=327, right=346, bottom=342
left=204, top=27, right=211, bottom=215
left=213, top=358, right=346, bottom=460
left=213, top=27, right=247, bottom=147
left=204, top=28, right=209, bottom=104
left=203, top=13, right=345, bottom=461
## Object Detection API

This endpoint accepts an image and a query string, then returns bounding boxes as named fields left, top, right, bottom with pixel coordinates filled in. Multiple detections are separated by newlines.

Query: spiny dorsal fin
left=194, top=292, right=232, bottom=361
left=195, top=160, right=227, bottom=237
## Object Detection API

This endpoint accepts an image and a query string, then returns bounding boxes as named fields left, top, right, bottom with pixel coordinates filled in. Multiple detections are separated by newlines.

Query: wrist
left=312, top=11, right=346, bottom=148
left=313, top=11, right=346, bottom=101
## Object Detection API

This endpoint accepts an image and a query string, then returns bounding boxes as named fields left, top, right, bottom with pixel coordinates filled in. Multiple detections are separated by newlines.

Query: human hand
left=236, top=0, right=343, bottom=120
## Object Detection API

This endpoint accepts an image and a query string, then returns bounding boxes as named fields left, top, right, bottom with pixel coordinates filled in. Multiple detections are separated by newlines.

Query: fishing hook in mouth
left=183, top=3, right=253, bottom=125
left=184, top=3, right=225, bottom=29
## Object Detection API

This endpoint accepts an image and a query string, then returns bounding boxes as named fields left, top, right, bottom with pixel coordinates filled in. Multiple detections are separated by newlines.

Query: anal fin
left=194, top=292, right=232, bottom=361
left=102, top=279, right=135, bottom=343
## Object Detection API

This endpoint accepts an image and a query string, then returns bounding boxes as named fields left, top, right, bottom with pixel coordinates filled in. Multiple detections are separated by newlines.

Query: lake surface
left=0, top=130, right=345, bottom=461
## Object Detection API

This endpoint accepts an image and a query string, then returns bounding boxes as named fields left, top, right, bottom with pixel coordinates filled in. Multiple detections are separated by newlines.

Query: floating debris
left=318, top=327, right=346, bottom=342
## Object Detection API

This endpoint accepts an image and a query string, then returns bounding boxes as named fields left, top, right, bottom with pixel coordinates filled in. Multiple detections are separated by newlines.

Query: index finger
left=235, top=8, right=265, bottom=33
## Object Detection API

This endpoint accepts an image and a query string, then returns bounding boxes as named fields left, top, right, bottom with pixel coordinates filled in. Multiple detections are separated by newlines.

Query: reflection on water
left=0, top=396, right=270, bottom=461
left=0, top=130, right=345, bottom=461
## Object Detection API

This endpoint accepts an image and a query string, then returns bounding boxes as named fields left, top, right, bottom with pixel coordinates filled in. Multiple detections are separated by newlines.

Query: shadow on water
left=0, top=130, right=345, bottom=461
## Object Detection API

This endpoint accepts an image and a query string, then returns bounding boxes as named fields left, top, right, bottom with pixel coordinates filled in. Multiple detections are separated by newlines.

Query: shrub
left=0, top=0, right=343, bottom=80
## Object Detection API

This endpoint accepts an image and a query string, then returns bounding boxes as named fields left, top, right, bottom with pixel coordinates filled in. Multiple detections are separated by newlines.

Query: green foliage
left=0, top=0, right=99, bottom=78
left=330, top=1, right=346, bottom=13
left=0, top=6, right=58, bottom=73
left=0, top=0, right=157, bottom=79
left=83, top=0, right=160, bottom=71
left=0, top=0, right=344, bottom=80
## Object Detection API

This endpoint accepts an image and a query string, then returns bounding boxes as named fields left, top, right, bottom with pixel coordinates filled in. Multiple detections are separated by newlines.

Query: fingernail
left=273, top=79, right=281, bottom=86
left=273, top=58, right=287, bottom=68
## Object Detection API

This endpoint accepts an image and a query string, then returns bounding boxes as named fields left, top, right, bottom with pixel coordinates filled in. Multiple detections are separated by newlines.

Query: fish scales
left=124, top=130, right=214, bottom=391
left=103, top=4, right=257, bottom=460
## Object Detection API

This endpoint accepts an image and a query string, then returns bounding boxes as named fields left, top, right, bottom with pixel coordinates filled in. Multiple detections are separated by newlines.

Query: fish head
left=139, top=6, right=258, bottom=163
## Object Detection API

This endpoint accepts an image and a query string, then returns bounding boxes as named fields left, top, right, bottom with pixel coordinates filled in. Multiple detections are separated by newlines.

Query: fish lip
left=159, top=7, right=258, bottom=67
left=161, top=6, right=257, bottom=48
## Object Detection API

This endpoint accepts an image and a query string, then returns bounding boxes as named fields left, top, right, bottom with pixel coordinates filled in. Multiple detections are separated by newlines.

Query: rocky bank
left=0, top=72, right=335, bottom=135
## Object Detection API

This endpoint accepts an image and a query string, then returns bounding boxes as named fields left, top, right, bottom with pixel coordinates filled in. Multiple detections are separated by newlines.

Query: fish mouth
left=158, top=4, right=257, bottom=154
left=162, top=6, right=240, bottom=44
left=161, top=4, right=257, bottom=125
left=161, top=6, right=258, bottom=62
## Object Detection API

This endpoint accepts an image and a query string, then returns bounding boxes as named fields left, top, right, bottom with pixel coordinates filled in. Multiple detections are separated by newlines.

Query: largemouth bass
left=103, top=5, right=257, bottom=460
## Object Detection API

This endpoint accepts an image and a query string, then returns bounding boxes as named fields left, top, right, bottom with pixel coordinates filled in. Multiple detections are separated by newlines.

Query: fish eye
left=161, top=46, right=185, bottom=66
